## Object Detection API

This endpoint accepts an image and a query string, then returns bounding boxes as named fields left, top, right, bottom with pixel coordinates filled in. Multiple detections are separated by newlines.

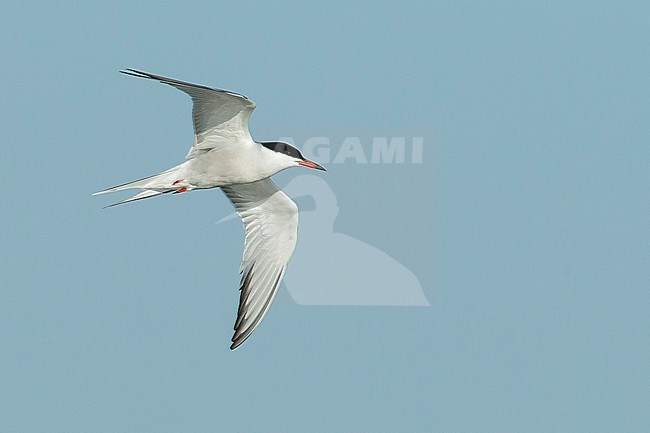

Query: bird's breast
left=183, top=147, right=270, bottom=188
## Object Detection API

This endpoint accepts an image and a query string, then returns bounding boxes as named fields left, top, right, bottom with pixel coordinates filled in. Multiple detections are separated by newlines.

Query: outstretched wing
left=221, top=179, right=299, bottom=349
left=121, top=68, right=256, bottom=159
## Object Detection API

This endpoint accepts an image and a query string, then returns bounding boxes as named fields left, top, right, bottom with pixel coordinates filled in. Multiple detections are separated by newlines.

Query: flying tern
left=94, top=69, right=325, bottom=349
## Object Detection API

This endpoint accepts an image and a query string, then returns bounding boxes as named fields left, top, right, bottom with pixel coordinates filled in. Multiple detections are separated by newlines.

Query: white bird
left=94, top=69, right=325, bottom=349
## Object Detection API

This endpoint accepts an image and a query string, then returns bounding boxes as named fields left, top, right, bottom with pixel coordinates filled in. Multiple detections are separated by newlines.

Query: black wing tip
left=119, top=68, right=152, bottom=79
left=230, top=335, right=249, bottom=350
left=119, top=68, right=252, bottom=102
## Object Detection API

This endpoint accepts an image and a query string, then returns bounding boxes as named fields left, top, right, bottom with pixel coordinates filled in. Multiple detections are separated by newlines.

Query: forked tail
left=93, top=169, right=182, bottom=208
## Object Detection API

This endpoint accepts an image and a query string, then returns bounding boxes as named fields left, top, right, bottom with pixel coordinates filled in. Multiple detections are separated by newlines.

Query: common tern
left=94, top=69, right=325, bottom=349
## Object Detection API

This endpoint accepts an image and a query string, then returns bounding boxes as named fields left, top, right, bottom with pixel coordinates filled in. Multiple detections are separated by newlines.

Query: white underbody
left=95, top=69, right=320, bottom=349
left=142, top=138, right=294, bottom=191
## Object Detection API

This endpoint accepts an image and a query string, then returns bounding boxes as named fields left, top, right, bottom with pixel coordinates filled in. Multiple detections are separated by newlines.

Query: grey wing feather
left=120, top=68, right=256, bottom=159
left=221, top=179, right=299, bottom=350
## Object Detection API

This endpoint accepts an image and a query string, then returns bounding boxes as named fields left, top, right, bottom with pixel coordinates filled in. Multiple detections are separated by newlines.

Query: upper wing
left=221, top=179, right=299, bottom=349
left=121, top=68, right=257, bottom=159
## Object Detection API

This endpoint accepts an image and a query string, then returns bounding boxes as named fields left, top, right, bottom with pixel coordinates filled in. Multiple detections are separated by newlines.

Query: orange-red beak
left=297, top=160, right=326, bottom=171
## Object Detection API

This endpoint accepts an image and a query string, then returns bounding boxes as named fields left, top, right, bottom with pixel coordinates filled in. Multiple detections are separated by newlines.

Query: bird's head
left=260, top=141, right=326, bottom=172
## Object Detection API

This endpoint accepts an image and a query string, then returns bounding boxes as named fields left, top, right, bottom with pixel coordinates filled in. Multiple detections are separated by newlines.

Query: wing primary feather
left=230, top=270, right=284, bottom=350
left=120, top=68, right=257, bottom=160
left=120, top=68, right=252, bottom=100
left=222, top=179, right=299, bottom=350
left=234, top=264, right=255, bottom=330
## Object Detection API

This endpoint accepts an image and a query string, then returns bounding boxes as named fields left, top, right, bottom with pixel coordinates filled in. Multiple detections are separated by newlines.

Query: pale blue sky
left=2, top=1, right=649, bottom=432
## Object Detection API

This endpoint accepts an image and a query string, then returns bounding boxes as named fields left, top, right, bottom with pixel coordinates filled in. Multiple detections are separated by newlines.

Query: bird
left=94, top=69, right=326, bottom=349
